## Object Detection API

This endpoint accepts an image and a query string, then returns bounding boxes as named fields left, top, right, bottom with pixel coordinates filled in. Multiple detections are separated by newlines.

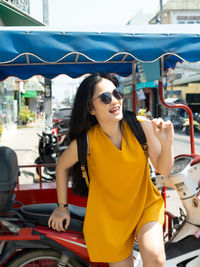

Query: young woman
left=48, top=73, right=174, bottom=267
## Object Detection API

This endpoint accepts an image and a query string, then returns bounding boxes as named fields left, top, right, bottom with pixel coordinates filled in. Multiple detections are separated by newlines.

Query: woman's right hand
left=48, top=206, right=71, bottom=232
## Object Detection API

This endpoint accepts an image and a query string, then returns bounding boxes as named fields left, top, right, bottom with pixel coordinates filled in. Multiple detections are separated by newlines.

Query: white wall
left=172, top=10, right=200, bottom=24
left=29, top=0, right=43, bottom=22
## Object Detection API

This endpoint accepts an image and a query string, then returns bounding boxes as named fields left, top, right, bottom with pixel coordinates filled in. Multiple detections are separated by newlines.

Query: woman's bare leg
left=109, top=253, right=134, bottom=267
left=137, top=222, right=166, bottom=267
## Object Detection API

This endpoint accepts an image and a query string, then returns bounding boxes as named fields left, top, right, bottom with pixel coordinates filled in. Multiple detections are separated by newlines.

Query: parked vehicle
left=0, top=25, right=200, bottom=266
left=169, top=114, right=184, bottom=131
left=52, top=107, right=72, bottom=131
left=34, top=129, right=67, bottom=181
left=0, top=142, right=199, bottom=266
left=52, top=122, right=70, bottom=146
left=183, top=113, right=200, bottom=135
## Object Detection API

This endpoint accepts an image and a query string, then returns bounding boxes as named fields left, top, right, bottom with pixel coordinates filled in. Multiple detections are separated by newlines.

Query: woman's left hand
left=152, top=118, right=174, bottom=144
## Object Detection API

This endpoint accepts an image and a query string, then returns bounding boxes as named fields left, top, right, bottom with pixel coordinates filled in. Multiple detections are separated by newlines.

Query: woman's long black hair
left=69, top=73, right=119, bottom=196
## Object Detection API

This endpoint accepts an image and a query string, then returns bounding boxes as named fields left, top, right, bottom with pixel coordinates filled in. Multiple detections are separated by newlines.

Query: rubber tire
left=35, top=156, right=42, bottom=176
left=6, top=249, right=79, bottom=267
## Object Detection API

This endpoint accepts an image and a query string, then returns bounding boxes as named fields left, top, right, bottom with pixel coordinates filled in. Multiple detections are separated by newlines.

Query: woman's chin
left=110, top=111, right=123, bottom=121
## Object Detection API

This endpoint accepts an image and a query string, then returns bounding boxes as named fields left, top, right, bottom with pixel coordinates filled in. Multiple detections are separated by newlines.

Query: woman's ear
left=89, top=109, right=95, bottom=115
left=87, top=101, right=95, bottom=115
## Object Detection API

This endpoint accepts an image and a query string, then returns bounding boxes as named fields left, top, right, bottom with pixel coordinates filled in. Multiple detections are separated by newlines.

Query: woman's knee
left=136, top=222, right=166, bottom=266
left=109, top=253, right=133, bottom=267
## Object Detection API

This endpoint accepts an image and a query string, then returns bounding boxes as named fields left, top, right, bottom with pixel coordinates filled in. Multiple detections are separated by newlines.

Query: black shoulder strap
left=77, top=132, right=90, bottom=187
left=123, top=110, right=148, bottom=156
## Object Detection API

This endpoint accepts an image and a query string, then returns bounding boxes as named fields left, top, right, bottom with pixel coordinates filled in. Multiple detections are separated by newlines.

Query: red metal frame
left=159, top=81, right=195, bottom=155
left=15, top=164, right=87, bottom=207
left=14, top=164, right=174, bottom=240
left=132, top=83, right=136, bottom=113
left=0, top=228, right=40, bottom=241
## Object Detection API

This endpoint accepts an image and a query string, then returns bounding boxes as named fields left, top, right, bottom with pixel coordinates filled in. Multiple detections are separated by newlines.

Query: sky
left=48, top=0, right=162, bottom=26
left=29, top=0, right=168, bottom=102
left=30, top=0, right=168, bottom=27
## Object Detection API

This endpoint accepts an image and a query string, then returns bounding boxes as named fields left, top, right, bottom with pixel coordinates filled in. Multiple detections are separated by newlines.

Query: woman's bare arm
left=48, top=139, right=78, bottom=231
left=55, top=139, right=78, bottom=204
left=140, top=118, right=174, bottom=177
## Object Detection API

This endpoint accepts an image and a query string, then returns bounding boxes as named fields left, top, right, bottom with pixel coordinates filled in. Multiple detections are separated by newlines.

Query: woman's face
left=90, top=78, right=123, bottom=123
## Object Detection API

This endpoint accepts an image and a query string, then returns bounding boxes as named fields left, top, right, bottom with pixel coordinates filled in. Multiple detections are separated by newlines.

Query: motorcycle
left=183, top=113, right=200, bottom=135
left=0, top=135, right=200, bottom=266
left=52, top=123, right=70, bottom=146
left=0, top=84, right=199, bottom=267
left=34, top=128, right=68, bottom=182
left=0, top=25, right=200, bottom=266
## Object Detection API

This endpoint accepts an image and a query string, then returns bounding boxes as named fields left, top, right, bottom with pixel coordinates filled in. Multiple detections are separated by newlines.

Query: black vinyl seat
left=19, top=203, right=86, bottom=232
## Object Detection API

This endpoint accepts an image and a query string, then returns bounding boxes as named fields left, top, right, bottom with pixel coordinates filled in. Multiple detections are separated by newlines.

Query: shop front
left=0, top=78, right=18, bottom=138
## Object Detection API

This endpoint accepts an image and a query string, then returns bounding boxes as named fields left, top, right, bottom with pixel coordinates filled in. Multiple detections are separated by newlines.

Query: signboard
left=23, top=90, right=37, bottom=98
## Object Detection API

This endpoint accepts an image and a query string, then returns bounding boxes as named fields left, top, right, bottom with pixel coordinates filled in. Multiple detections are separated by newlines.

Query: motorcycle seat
left=19, top=203, right=86, bottom=232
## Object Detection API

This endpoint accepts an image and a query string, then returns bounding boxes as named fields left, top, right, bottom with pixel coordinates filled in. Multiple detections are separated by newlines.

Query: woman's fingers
left=65, top=216, right=70, bottom=230
left=194, top=229, right=200, bottom=239
left=48, top=218, right=51, bottom=228
left=48, top=215, right=70, bottom=232
left=152, top=118, right=172, bottom=129
left=152, top=118, right=174, bottom=141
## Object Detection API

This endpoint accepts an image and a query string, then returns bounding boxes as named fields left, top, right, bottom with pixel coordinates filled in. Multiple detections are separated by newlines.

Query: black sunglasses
left=93, top=88, right=123, bottom=104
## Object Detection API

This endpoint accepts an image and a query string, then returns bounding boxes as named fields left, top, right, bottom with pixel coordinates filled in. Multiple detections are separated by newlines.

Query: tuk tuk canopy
left=0, top=24, right=200, bottom=80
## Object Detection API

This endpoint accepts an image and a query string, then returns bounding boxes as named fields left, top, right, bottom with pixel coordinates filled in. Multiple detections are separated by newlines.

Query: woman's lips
left=109, top=106, right=120, bottom=114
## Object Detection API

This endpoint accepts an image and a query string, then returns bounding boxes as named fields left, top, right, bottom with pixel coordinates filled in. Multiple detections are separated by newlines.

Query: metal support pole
left=43, top=0, right=49, bottom=25
left=44, top=78, right=52, bottom=130
left=132, top=61, right=137, bottom=113
left=159, top=0, right=163, bottom=24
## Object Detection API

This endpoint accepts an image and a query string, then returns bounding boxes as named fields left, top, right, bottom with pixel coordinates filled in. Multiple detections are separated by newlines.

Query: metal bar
left=75, top=54, right=79, bottom=62
left=26, top=54, right=30, bottom=64
left=122, top=54, right=128, bottom=61
left=165, top=210, right=175, bottom=241
left=132, top=61, right=136, bottom=112
left=0, top=235, right=40, bottom=241
left=19, top=164, right=56, bottom=168
left=16, top=164, right=56, bottom=190
left=159, top=81, right=195, bottom=155
left=0, top=60, right=134, bottom=67
left=162, top=186, right=167, bottom=233
left=38, top=165, right=42, bottom=188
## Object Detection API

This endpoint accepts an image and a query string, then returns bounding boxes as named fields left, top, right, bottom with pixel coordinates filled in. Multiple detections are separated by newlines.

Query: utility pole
left=43, top=0, right=49, bottom=25
left=43, top=0, right=52, bottom=130
left=44, top=78, right=52, bottom=130
left=159, top=0, right=163, bottom=24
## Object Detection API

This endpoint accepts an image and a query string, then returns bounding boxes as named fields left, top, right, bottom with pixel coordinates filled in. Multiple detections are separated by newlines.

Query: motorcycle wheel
left=34, top=157, right=55, bottom=182
left=35, top=156, right=43, bottom=176
left=6, top=249, right=82, bottom=267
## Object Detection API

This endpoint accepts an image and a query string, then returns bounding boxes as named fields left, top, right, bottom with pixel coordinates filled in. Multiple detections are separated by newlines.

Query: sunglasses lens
left=113, top=89, right=123, bottom=100
left=100, top=92, right=112, bottom=104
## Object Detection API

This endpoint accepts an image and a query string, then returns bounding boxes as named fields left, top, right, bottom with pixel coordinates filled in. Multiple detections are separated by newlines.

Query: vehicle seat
left=19, top=203, right=86, bottom=232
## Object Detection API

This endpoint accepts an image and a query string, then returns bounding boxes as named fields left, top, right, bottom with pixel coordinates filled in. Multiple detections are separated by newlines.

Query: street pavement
left=1, top=121, right=199, bottom=217
left=173, top=130, right=200, bottom=156
left=0, top=118, right=45, bottom=184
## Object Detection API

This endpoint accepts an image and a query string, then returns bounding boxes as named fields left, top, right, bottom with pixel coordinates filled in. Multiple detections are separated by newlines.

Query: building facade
left=0, top=0, right=45, bottom=137
left=126, top=0, right=200, bottom=116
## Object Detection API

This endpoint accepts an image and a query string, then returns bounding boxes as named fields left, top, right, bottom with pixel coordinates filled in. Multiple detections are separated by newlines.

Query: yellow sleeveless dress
left=83, top=121, right=164, bottom=263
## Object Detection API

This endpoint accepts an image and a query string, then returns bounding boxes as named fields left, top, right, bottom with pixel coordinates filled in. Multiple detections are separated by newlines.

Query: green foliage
left=18, top=106, right=31, bottom=123
left=0, top=122, right=3, bottom=135
left=29, top=111, right=36, bottom=122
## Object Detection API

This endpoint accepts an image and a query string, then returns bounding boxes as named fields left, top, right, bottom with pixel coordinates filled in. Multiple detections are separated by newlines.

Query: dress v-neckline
left=98, top=124, right=124, bottom=152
